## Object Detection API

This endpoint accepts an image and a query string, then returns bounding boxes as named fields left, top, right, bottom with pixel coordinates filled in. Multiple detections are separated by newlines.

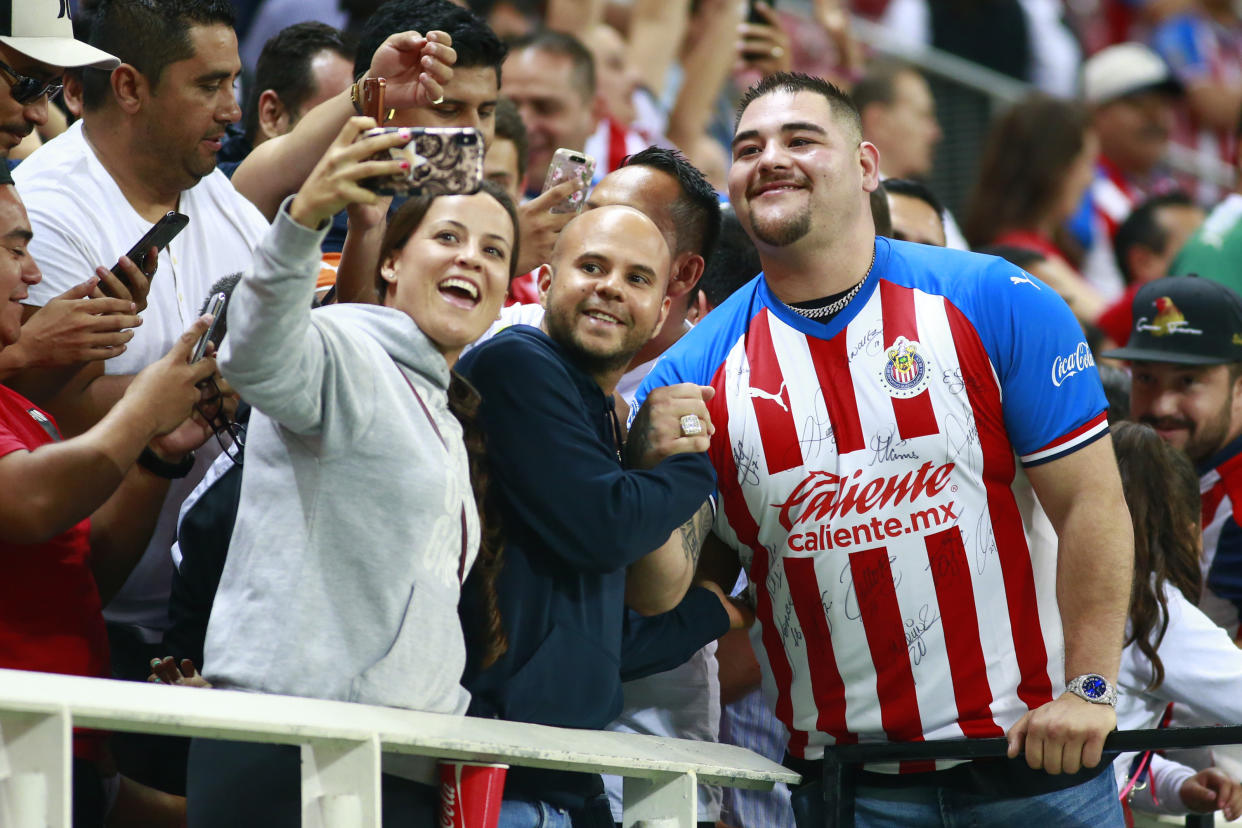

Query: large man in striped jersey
left=634, top=72, right=1134, bottom=825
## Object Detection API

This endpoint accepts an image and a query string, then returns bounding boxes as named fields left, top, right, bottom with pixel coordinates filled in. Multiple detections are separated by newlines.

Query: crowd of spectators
left=9, top=0, right=1242, bottom=826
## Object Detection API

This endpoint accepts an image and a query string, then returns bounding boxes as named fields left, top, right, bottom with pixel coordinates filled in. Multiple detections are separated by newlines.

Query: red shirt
left=506, top=269, right=541, bottom=306
left=1096, top=283, right=1141, bottom=347
left=0, top=385, right=110, bottom=759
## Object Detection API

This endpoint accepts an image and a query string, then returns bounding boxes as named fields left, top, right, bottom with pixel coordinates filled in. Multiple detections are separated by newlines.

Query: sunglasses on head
left=0, top=60, right=64, bottom=105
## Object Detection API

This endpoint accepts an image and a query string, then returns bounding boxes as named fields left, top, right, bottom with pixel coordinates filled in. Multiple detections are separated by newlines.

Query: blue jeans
left=853, top=765, right=1124, bottom=828
left=497, top=797, right=574, bottom=828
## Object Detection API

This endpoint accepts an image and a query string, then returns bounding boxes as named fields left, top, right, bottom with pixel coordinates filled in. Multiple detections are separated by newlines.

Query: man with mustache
left=1105, top=275, right=1242, bottom=638
left=0, top=0, right=117, bottom=160
left=639, top=72, right=1134, bottom=825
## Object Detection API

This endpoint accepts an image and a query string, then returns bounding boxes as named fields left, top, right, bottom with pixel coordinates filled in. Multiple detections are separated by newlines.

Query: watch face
left=1082, top=675, right=1107, bottom=699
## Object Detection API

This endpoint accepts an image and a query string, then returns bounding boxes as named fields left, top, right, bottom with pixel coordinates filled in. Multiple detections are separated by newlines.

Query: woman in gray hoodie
left=187, top=119, right=519, bottom=827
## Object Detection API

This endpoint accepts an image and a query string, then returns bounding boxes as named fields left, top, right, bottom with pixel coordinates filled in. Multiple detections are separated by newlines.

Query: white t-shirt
left=14, top=120, right=270, bottom=634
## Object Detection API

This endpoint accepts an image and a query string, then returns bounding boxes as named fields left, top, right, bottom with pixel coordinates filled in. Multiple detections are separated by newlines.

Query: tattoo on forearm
left=680, top=502, right=712, bottom=567
left=624, top=416, right=653, bottom=468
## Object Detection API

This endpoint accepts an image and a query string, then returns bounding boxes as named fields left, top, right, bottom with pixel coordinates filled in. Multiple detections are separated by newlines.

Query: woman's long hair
left=1113, top=421, right=1203, bottom=690
left=375, top=181, right=521, bottom=669
left=962, top=94, right=1090, bottom=253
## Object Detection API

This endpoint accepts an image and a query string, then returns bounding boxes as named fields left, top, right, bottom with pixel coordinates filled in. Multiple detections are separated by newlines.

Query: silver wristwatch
left=1065, top=674, right=1118, bottom=707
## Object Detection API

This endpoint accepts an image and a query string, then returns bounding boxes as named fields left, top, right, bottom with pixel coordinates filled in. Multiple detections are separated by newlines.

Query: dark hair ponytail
left=447, top=372, right=507, bottom=668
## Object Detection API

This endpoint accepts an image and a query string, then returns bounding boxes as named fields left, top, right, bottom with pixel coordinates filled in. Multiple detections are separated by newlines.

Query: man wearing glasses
left=0, top=0, right=118, bottom=158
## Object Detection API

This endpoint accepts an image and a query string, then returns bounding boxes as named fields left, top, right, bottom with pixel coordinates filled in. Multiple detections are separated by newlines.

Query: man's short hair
left=243, top=22, right=354, bottom=145
left=622, top=146, right=720, bottom=262
left=80, top=0, right=236, bottom=111
left=735, top=71, right=861, bottom=142
left=1113, top=191, right=1196, bottom=284
left=883, top=177, right=945, bottom=218
left=506, top=29, right=595, bottom=102
left=700, top=205, right=761, bottom=309
left=355, top=0, right=506, bottom=82
left=493, top=96, right=528, bottom=181
left=851, top=59, right=918, bottom=113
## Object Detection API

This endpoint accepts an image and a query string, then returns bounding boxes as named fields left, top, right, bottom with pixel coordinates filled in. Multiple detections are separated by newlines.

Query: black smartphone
left=191, top=292, right=227, bottom=363
left=108, top=211, right=189, bottom=293
left=748, top=0, right=777, bottom=24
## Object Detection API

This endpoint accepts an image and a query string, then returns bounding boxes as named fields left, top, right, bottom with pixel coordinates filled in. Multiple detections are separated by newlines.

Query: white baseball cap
left=1082, top=43, right=1180, bottom=105
left=0, top=0, right=119, bottom=71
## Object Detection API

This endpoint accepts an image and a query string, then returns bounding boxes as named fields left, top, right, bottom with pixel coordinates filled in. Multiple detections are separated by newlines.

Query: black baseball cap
left=1102, top=275, right=1242, bottom=365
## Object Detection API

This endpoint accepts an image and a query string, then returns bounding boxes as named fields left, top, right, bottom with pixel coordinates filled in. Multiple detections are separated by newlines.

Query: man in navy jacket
left=458, top=204, right=720, bottom=822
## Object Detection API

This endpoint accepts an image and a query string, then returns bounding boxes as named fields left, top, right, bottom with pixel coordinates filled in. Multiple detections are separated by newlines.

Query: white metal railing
left=0, top=668, right=798, bottom=828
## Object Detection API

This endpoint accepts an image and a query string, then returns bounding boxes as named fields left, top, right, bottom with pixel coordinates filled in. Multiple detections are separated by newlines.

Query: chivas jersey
left=1198, top=435, right=1242, bottom=638
left=637, top=238, right=1108, bottom=765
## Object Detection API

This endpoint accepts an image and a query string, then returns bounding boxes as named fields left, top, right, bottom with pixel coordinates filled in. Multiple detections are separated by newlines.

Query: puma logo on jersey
left=1010, top=274, right=1040, bottom=289
left=747, top=380, right=789, bottom=412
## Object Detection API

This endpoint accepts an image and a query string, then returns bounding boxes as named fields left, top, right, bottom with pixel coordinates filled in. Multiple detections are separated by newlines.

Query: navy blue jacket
left=457, top=326, right=719, bottom=810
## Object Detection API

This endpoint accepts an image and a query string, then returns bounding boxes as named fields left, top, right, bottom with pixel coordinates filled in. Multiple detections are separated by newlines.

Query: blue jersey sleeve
left=959, top=257, right=1108, bottom=465
left=633, top=274, right=765, bottom=422
left=1152, top=16, right=1210, bottom=83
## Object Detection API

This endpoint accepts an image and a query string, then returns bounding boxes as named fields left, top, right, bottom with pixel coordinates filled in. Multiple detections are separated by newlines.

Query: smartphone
left=541, top=148, right=595, bottom=215
left=361, top=76, right=386, bottom=126
left=191, top=292, right=227, bottom=363
left=359, top=126, right=485, bottom=196
left=747, top=0, right=777, bottom=24
left=108, top=211, right=189, bottom=293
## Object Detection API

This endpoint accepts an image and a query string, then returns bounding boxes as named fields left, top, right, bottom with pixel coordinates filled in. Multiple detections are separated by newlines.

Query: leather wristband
left=138, top=447, right=195, bottom=479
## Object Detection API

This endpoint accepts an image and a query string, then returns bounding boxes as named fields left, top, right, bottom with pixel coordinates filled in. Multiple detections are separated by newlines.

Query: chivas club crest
left=880, top=336, right=929, bottom=398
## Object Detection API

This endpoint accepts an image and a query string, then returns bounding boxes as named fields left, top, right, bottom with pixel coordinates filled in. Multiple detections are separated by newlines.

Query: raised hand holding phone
left=97, top=211, right=189, bottom=311
left=191, top=293, right=227, bottom=363
left=363, top=30, right=456, bottom=111
left=541, top=148, right=595, bottom=214
left=288, top=118, right=414, bottom=229
left=737, top=1, right=792, bottom=76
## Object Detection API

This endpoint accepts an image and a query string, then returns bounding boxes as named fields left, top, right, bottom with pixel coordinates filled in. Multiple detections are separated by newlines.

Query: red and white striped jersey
left=637, top=238, right=1109, bottom=767
left=1198, top=436, right=1242, bottom=638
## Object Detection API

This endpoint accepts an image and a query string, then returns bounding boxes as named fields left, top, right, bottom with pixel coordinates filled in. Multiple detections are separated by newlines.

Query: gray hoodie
left=205, top=202, right=477, bottom=716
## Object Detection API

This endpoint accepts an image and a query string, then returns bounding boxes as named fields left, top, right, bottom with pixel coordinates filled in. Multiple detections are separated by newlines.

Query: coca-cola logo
left=440, top=779, right=457, bottom=828
left=773, top=461, right=954, bottom=531
left=1050, top=342, right=1095, bottom=388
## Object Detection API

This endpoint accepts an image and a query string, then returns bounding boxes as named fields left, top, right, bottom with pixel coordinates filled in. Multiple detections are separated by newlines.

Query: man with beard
left=1104, top=275, right=1242, bottom=638
left=639, top=72, right=1134, bottom=825
left=457, top=204, right=721, bottom=824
